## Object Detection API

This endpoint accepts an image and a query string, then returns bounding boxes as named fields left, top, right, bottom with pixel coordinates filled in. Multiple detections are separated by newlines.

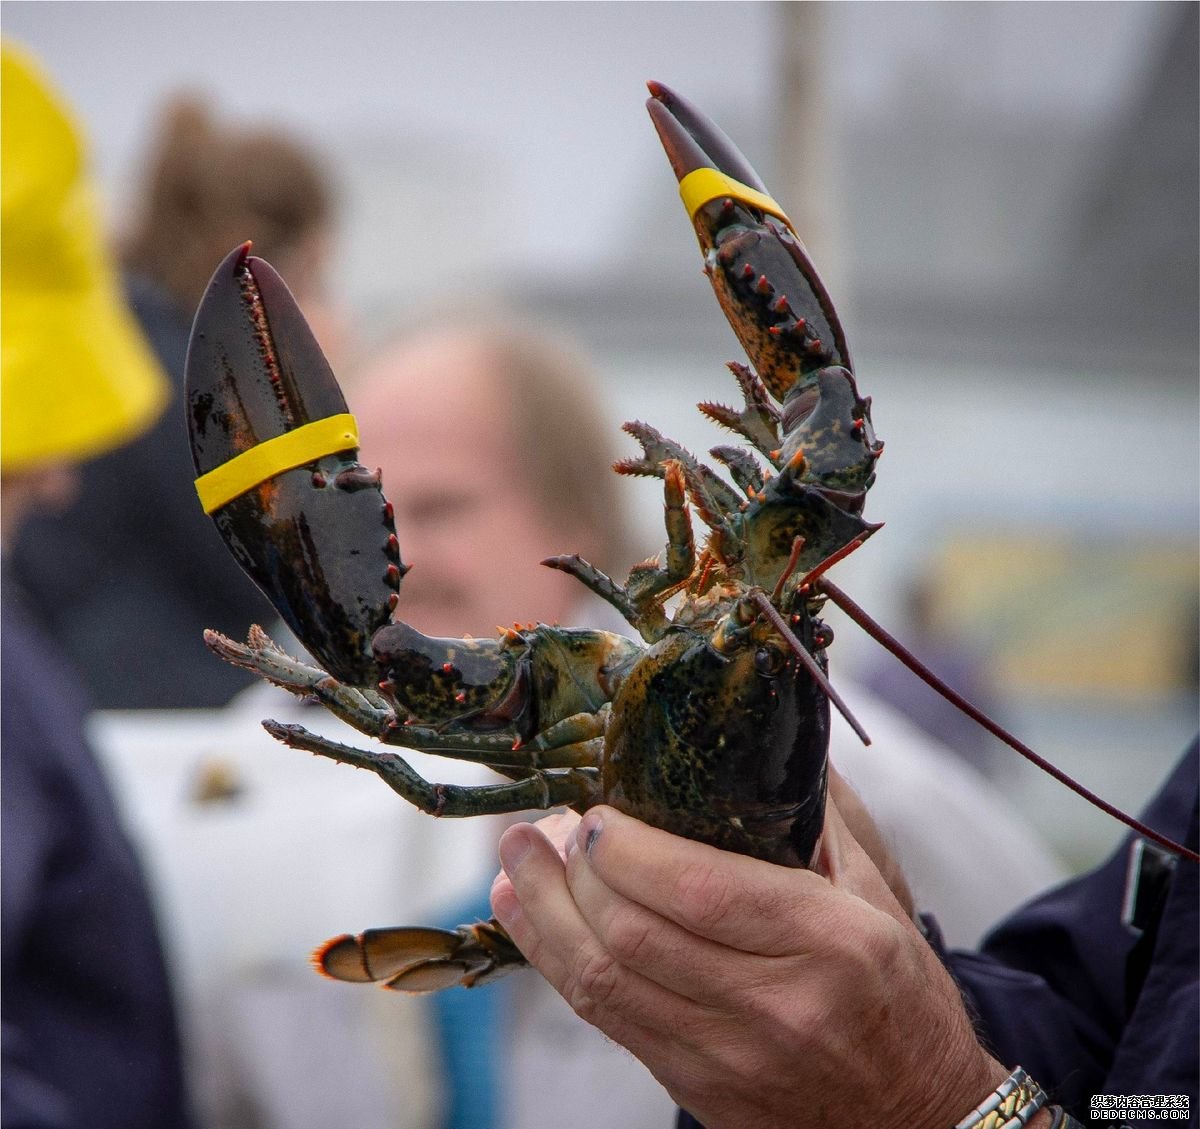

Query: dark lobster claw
left=648, top=82, right=882, bottom=577
left=646, top=81, right=851, bottom=401
left=185, top=243, right=402, bottom=686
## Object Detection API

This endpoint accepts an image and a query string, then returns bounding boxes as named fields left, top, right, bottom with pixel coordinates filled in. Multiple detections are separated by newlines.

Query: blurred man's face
left=352, top=335, right=587, bottom=639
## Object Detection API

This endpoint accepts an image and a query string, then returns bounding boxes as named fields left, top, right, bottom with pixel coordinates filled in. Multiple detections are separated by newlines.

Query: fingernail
left=499, top=828, right=532, bottom=875
left=580, top=813, right=603, bottom=858
left=492, top=888, right=523, bottom=930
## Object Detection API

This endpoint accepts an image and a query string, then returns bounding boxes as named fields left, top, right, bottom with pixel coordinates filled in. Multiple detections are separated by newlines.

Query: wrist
left=952, top=1065, right=1050, bottom=1129
left=914, top=1048, right=1009, bottom=1129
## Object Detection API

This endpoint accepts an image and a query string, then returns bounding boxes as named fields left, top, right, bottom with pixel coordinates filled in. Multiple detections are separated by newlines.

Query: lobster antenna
left=796, top=529, right=875, bottom=591
left=818, top=579, right=1199, bottom=864
left=751, top=590, right=871, bottom=746
left=770, top=536, right=807, bottom=603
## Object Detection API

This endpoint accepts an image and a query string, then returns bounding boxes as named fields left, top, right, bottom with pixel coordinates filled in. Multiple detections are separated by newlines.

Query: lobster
left=185, top=82, right=1197, bottom=995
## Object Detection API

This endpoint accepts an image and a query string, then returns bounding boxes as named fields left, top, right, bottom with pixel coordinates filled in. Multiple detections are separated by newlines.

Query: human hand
left=827, top=762, right=915, bottom=917
left=489, top=809, right=580, bottom=906
left=490, top=796, right=1006, bottom=1129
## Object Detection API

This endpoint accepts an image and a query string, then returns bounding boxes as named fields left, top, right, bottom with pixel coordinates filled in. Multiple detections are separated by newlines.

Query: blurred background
left=5, top=1, right=1196, bottom=1126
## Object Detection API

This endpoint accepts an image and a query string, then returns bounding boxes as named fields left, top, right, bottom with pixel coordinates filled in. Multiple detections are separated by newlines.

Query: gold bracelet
left=954, top=1066, right=1048, bottom=1129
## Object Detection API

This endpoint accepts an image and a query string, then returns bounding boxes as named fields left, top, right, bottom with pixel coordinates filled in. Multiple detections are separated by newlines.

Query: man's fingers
left=564, top=840, right=773, bottom=1009
left=817, top=797, right=914, bottom=928
left=490, top=810, right=580, bottom=905
left=492, top=821, right=714, bottom=1038
left=573, top=807, right=837, bottom=956
left=823, top=767, right=915, bottom=918
left=528, top=809, right=582, bottom=853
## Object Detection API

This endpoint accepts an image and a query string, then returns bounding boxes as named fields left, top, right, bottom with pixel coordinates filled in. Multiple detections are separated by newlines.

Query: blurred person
left=351, top=321, right=634, bottom=641
left=1, top=44, right=194, bottom=1128
left=11, top=92, right=339, bottom=708
left=333, top=319, right=1064, bottom=1129
left=347, top=319, right=676, bottom=1129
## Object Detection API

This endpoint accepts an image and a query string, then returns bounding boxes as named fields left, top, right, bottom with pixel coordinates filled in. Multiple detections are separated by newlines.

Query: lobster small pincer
left=185, top=84, right=1196, bottom=994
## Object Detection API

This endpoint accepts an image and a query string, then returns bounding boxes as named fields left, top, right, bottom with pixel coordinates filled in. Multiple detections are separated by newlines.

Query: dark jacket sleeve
left=0, top=708, right=76, bottom=1129
left=1, top=593, right=196, bottom=1129
left=1, top=1021, right=73, bottom=1129
left=943, top=746, right=1199, bottom=1114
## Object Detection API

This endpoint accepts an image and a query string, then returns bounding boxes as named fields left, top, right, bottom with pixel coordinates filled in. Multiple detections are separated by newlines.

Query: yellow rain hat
left=1, top=43, right=167, bottom=472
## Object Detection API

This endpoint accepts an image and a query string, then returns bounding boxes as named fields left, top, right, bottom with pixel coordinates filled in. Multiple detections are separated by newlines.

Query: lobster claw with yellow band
left=646, top=80, right=851, bottom=405
left=185, top=243, right=402, bottom=685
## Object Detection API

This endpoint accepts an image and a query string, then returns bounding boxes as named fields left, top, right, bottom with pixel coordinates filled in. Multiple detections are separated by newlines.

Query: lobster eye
left=754, top=646, right=785, bottom=676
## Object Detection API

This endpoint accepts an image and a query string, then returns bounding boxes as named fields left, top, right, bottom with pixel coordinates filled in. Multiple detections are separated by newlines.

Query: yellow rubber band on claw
left=679, top=167, right=793, bottom=229
left=194, top=413, right=359, bottom=514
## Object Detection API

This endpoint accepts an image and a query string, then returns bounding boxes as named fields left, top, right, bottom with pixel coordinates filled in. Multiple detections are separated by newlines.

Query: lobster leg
left=544, top=460, right=695, bottom=643
left=616, top=421, right=741, bottom=534
left=624, top=460, right=697, bottom=605
left=263, top=721, right=601, bottom=817
left=382, top=723, right=606, bottom=772
left=699, top=362, right=782, bottom=461
left=541, top=554, right=649, bottom=633
left=206, top=627, right=392, bottom=729
left=383, top=716, right=606, bottom=772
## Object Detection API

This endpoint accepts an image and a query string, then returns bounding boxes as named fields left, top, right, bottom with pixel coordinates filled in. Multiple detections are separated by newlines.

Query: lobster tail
left=314, top=920, right=527, bottom=993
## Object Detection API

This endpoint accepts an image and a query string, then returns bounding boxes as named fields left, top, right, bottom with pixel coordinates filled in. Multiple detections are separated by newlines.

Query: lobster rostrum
left=186, top=84, right=1197, bottom=994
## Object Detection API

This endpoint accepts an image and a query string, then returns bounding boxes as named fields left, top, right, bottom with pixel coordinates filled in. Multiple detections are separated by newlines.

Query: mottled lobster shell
left=186, top=244, right=400, bottom=686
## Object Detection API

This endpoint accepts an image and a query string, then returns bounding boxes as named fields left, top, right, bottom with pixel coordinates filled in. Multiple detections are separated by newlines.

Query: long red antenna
left=817, top=579, right=1198, bottom=864
left=751, top=590, right=871, bottom=746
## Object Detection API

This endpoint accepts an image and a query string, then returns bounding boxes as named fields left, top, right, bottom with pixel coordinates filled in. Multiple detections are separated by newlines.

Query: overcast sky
left=5, top=2, right=1163, bottom=280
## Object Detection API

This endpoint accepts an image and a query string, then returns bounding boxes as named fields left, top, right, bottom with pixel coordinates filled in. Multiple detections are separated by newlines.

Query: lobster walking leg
left=206, top=627, right=393, bottom=734
left=543, top=460, right=696, bottom=642
left=263, top=721, right=602, bottom=817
